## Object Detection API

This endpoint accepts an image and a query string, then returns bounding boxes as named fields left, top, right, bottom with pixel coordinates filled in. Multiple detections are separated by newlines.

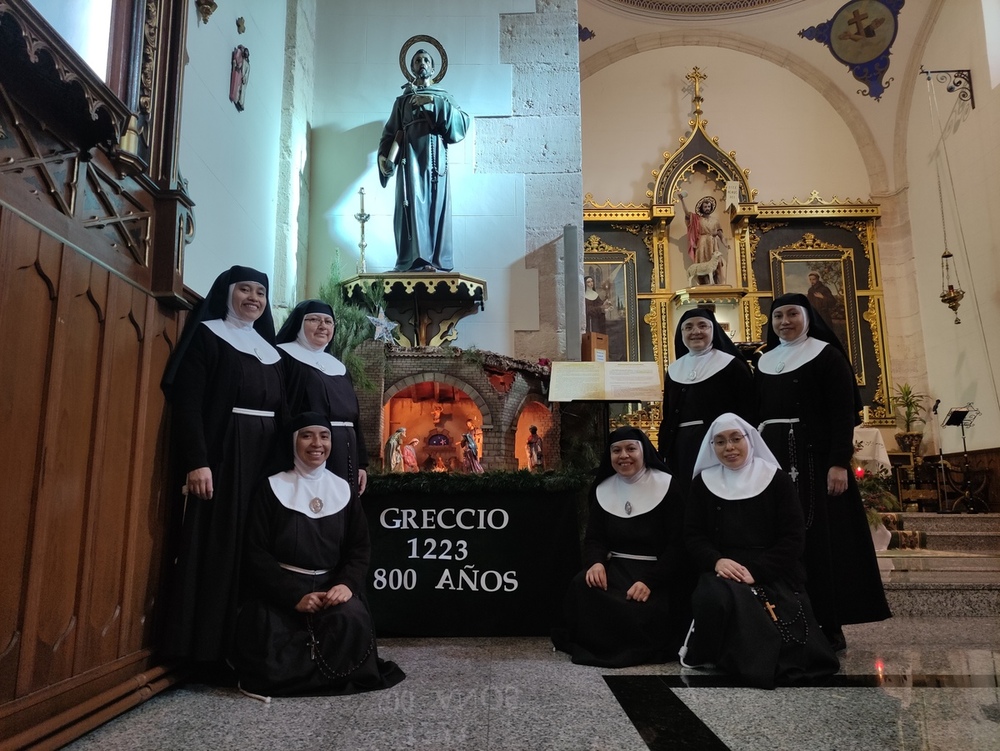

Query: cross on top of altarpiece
left=685, top=67, right=707, bottom=121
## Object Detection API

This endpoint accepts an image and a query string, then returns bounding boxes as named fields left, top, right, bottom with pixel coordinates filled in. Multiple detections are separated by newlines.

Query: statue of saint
left=378, top=47, right=471, bottom=272
left=679, top=193, right=727, bottom=285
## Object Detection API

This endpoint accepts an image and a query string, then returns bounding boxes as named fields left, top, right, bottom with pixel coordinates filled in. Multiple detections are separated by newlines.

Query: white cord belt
left=758, top=417, right=799, bottom=432
left=279, top=563, right=330, bottom=576
left=329, top=421, right=354, bottom=427
left=232, top=407, right=276, bottom=417
left=678, top=420, right=704, bottom=428
left=609, top=552, right=658, bottom=561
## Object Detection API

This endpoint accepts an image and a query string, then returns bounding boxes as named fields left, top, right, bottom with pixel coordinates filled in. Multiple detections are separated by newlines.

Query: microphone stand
left=931, top=399, right=948, bottom=513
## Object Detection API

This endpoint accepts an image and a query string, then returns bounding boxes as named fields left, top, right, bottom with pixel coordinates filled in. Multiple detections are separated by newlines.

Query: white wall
left=582, top=45, right=871, bottom=205
left=177, top=0, right=288, bottom=295
left=904, top=0, right=1000, bottom=453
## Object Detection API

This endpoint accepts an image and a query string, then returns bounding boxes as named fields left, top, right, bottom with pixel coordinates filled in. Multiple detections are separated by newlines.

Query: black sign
left=363, top=491, right=581, bottom=636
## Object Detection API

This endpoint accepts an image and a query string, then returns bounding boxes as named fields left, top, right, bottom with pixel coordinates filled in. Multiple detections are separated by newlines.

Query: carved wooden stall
left=583, top=68, right=894, bottom=437
left=0, top=2, right=194, bottom=746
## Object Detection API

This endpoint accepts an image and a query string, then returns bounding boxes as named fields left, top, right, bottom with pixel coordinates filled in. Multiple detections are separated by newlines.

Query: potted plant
left=891, top=382, right=929, bottom=455
left=855, top=467, right=902, bottom=551
left=856, top=468, right=902, bottom=528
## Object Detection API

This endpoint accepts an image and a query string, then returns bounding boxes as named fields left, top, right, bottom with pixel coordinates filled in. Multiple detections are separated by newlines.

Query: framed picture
left=770, top=241, right=861, bottom=367
left=583, top=235, right=639, bottom=361
left=746, top=218, right=891, bottom=423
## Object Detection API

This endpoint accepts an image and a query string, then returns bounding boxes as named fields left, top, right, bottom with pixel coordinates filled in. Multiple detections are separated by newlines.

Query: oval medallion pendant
left=624, top=501, right=633, bottom=515
left=309, top=497, right=324, bottom=514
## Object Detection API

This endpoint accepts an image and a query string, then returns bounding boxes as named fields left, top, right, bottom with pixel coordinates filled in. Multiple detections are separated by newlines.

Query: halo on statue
left=398, top=34, right=449, bottom=84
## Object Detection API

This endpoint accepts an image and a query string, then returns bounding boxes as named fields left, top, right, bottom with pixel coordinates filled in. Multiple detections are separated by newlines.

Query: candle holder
left=354, top=187, right=370, bottom=274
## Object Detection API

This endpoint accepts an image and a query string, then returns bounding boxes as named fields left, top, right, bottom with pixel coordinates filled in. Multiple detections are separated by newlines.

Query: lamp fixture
left=923, top=66, right=972, bottom=324
left=919, top=67, right=975, bottom=109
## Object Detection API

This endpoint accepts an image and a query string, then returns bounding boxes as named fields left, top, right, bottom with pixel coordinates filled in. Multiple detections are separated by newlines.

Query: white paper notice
left=548, top=361, right=662, bottom=402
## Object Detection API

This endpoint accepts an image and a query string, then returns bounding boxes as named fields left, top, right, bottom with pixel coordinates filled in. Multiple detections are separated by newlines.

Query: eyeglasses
left=712, top=434, right=746, bottom=448
left=304, top=315, right=334, bottom=326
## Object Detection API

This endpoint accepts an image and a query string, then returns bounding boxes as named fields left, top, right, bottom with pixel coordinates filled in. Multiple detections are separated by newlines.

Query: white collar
left=757, top=337, right=827, bottom=375
left=278, top=341, right=346, bottom=376
left=699, top=461, right=777, bottom=500
left=202, top=318, right=281, bottom=364
left=596, top=468, right=672, bottom=518
left=668, top=347, right=733, bottom=384
left=268, top=464, right=350, bottom=518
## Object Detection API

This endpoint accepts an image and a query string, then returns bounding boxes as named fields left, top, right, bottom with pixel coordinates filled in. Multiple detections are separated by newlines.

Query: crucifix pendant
left=764, top=600, right=777, bottom=621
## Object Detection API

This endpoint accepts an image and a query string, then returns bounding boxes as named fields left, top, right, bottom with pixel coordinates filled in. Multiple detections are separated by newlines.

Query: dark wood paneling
left=0, top=204, right=184, bottom=745
left=0, top=208, right=56, bottom=703
left=0, top=1, right=194, bottom=743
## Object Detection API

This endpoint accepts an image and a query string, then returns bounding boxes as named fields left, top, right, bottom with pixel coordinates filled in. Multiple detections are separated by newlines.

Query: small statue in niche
left=402, top=438, right=420, bottom=472
left=526, top=426, right=544, bottom=472
left=465, top=418, right=483, bottom=459
left=384, top=426, right=407, bottom=472
left=461, top=433, right=484, bottom=474
left=678, top=192, right=727, bottom=285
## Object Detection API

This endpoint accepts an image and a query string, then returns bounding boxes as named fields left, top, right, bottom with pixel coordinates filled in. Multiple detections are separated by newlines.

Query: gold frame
left=583, top=235, right=640, bottom=362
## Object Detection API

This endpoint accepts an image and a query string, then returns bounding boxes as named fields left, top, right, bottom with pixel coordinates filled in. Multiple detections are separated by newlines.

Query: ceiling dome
left=593, top=0, right=806, bottom=21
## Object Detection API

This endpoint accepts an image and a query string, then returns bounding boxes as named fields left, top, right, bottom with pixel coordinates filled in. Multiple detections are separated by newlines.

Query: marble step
left=894, top=512, right=1000, bottom=533
left=888, top=513, right=1000, bottom=552
left=882, top=581, right=1000, bottom=617
left=876, top=550, right=1000, bottom=616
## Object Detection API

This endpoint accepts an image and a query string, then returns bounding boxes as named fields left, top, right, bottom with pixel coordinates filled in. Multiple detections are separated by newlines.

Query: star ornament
left=367, top=307, right=399, bottom=344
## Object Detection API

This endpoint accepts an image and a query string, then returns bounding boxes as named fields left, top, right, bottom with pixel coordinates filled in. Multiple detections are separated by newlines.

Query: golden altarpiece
left=583, top=69, right=894, bottom=442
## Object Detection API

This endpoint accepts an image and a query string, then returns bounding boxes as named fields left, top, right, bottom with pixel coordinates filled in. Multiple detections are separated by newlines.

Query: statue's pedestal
left=343, top=272, right=487, bottom=347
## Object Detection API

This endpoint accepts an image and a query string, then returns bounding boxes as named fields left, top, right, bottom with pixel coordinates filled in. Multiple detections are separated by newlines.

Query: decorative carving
left=343, top=273, right=487, bottom=348
left=583, top=194, right=651, bottom=222
left=139, top=1, right=158, bottom=115
left=609, top=403, right=663, bottom=451
left=0, top=1, right=131, bottom=144
left=194, top=0, right=218, bottom=24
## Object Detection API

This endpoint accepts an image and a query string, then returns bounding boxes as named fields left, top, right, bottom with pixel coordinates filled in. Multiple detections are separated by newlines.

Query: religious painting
left=770, top=239, right=860, bottom=367
left=799, top=0, right=903, bottom=101
left=230, top=45, right=250, bottom=111
left=583, top=235, right=639, bottom=362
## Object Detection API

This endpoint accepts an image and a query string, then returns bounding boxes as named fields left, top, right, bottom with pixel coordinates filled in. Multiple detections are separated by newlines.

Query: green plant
left=856, top=467, right=901, bottom=528
left=317, top=252, right=386, bottom=390
left=891, top=382, right=929, bottom=433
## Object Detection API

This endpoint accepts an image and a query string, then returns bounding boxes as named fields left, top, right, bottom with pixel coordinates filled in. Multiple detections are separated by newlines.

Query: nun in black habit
left=160, top=265, right=285, bottom=665
left=681, top=413, right=839, bottom=688
left=276, top=300, right=369, bottom=497
left=552, top=427, right=692, bottom=667
left=233, top=412, right=405, bottom=697
left=756, top=293, right=890, bottom=650
left=656, top=308, right=753, bottom=499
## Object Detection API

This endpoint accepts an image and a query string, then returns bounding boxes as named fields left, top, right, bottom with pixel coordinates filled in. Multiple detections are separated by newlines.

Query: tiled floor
left=65, top=616, right=1000, bottom=751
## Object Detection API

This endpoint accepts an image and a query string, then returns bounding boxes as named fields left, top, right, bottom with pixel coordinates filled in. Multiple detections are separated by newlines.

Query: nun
left=233, top=412, right=405, bottom=697
left=756, top=293, right=890, bottom=651
left=656, top=308, right=753, bottom=498
left=160, top=265, right=285, bottom=668
left=276, top=300, right=369, bottom=497
left=552, top=427, right=692, bottom=667
left=681, top=413, right=839, bottom=688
